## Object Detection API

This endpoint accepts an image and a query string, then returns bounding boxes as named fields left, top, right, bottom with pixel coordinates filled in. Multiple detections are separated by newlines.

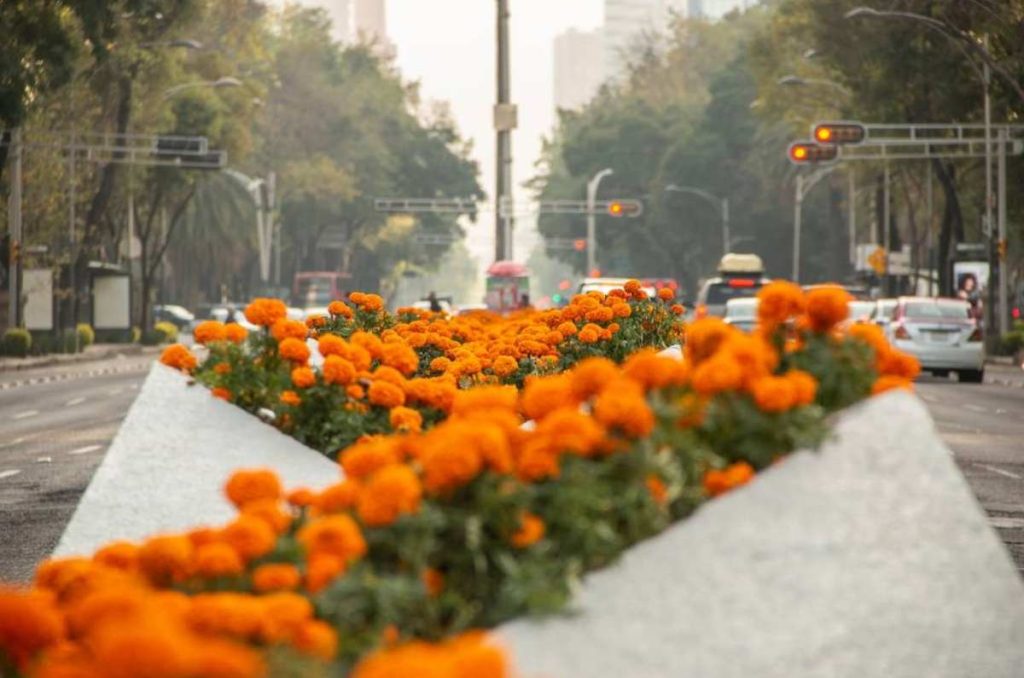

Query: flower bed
left=1, top=282, right=928, bottom=677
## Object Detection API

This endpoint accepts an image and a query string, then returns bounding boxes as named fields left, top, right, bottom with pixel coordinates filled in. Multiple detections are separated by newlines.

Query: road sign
left=868, top=246, right=887, bottom=275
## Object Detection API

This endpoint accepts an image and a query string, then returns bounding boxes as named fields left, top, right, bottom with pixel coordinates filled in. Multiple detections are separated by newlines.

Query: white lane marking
left=990, top=516, right=1024, bottom=529
left=108, top=388, right=123, bottom=396
left=68, top=444, right=102, bottom=456
left=978, top=464, right=1022, bottom=480
left=36, top=456, right=52, bottom=463
left=13, top=410, right=39, bottom=419
left=129, top=384, right=139, bottom=390
left=0, top=469, right=22, bottom=480
left=964, top=404, right=987, bottom=413
left=66, top=397, right=86, bottom=406
left=0, top=436, right=27, bottom=449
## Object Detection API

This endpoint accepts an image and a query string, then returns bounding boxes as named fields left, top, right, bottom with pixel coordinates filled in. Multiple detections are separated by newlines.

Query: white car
left=888, top=297, right=984, bottom=382
left=578, top=278, right=656, bottom=298
left=723, top=298, right=758, bottom=332
left=871, top=298, right=898, bottom=330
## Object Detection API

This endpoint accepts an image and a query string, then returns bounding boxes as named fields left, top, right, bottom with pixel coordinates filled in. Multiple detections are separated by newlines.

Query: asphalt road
left=0, top=356, right=1022, bottom=583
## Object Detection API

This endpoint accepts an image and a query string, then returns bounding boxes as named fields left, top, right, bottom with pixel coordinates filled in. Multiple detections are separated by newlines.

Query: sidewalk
left=0, top=343, right=162, bottom=372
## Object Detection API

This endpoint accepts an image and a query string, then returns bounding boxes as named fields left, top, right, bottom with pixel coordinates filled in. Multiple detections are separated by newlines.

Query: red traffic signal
left=573, top=238, right=587, bottom=251
left=787, top=141, right=838, bottom=165
left=558, top=279, right=572, bottom=291
left=812, top=122, right=865, bottom=145
left=606, top=200, right=643, bottom=217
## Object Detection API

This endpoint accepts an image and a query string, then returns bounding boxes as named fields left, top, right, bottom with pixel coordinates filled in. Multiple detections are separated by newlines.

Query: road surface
left=0, top=357, right=1022, bottom=582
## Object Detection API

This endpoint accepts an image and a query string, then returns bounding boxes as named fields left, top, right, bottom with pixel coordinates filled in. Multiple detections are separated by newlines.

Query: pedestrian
left=518, top=293, right=531, bottom=309
left=427, top=291, right=443, bottom=313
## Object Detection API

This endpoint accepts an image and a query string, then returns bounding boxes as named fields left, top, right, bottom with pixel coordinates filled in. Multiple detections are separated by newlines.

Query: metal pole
left=926, top=161, right=934, bottom=297
left=586, top=169, right=613, bottom=276
left=793, top=174, right=802, bottom=282
left=983, top=61, right=997, bottom=339
left=847, top=169, right=856, bottom=267
left=7, top=128, right=23, bottom=327
left=998, top=126, right=1008, bottom=334
left=883, top=161, right=891, bottom=295
left=494, top=0, right=513, bottom=261
left=69, top=131, right=77, bottom=338
left=721, top=198, right=730, bottom=255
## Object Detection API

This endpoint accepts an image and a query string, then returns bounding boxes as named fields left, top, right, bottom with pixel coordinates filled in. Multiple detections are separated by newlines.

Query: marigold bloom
left=240, top=498, right=292, bottom=533
left=419, top=437, right=484, bottom=494
left=703, top=461, right=755, bottom=497
left=805, top=285, right=852, bottom=333
left=658, top=287, right=674, bottom=301
left=389, top=406, right=423, bottom=433
left=421, top=568, right=444, bottom=597
left=577, top=327, right=600, bottom=344
left=451, top=385, right=518, bottom=416
left=515, top=437, right=561, bottom=482
left=278, top=337, right=311, bottom=364
left=368, top=380, right=405, bottom=408
left=305, top=554, right=346, bottom=594
left=557, top=321, right=578, bottom=336
left=534, top=407, right=606, bottom=457
left=321, top=355, right=356, bottom=386
left=138, top=535, right=194, bottom=585
left=297, top=515, right=367, bottom=563
left=93, top=541, right=139, bottom=572
left=291, top=620, right=339, bottom=661
left=252, top=563, right=301, bottom=593
left=271, top=319, right=308, bottom=343
left=0, top=586, right=65, bottom=670
left=339, top=437, right=402, bottom=479
left=879, top=349, right=921, bottom=380
left=280, top=390, right=301, bottom=407
left=244, top=298, right=287, bottom=327
left=194, top=542, right=244, bottom=578
left=213, top=362, right=231, bottom=375
left=328, top=300, right=353, bottom=318
left=221, top=515, right=276, bottom=561
left=671, top=303, right=685, bottom=315
left=351, top=331, right=384, bottom=359
left=159, top=344, right=197, bottom=372
left=430, top=356, right=452, bottom=373
left=224, top=323, right=248, bottom=343
left=287, top=488, right=317, bottom=508
left=569, top=356, right=618, bottom=400
left=380, top=342, right=420, bottom=376
left=750, top=375, right=797, bottom=413
left=872, top=375, right=914, bottom=395
left=622, top=349, right=689, bottom=391
left=491, top=355, right=519, bottom=377
left=646, top=475, right=668, bottom=506
left=352, top=632, right=508, bottom=678
left=684, top=318, right=735, bottom=365
left=211, top=387, right=231, bottom=401
left=511, top=512, right=545, bottom=548
left=258, top=592, right=314, bottom=643
left=291, top=366, right=316, bottom=389
left=757, top=280, right=805, bottom=329
left=593, top=381, right=654, bottom=438
left=690, top=353, right=743, bottom=396
left=520, top=374, right=575, bottom=422
left=193, top=320, right=227, bottom=345
left=357, top=465, right=423, bottom=527
left=225, top=469, right=282, bottom=509
left=786, top=370, right=818, bottom=406
left=317, top=333, right=346, bottom=358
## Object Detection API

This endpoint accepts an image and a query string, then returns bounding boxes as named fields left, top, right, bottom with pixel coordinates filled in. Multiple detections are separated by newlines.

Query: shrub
left=59, top=329, right=82, bottom=353
left=154, top=320, right=179, bottom=343
left=998, top=321, right=1024, bottom=356
left=1, top=328, right=32, bottom=357
left=131, top=326, right=142, bottom=343
left=76, top=323, right=95, bottom=348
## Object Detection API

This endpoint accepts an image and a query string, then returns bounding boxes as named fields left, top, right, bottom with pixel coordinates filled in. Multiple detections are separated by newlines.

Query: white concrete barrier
left=54, top=365, right=337, bottom=556
left=498, top=391, right=1024, bottom=678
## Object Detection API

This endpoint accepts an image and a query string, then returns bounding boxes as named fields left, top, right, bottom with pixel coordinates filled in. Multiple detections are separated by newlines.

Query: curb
left=987, top=356, right=1018, bottom=367
left=0, top=345, right=162, bottom=373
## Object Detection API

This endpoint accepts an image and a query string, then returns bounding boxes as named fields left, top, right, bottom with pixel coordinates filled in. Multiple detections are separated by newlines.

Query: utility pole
left=494, top=0, right=516, bottom=262
left=7, top=128, right=23, bottom=328
left=586, top=169, right=614, bottom=275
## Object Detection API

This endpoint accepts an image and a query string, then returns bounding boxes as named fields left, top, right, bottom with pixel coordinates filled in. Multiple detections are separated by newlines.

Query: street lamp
left=162, top=76, right=242, bottom=99
left=586, top=168, right=614, bottom=275
left=844, top=6, right=1008, bottom=335
left=665, top=184, right=730, bottom=257
left=141, top=38, right=204, bottom=50
left=777, top=74, right=852, bottom=96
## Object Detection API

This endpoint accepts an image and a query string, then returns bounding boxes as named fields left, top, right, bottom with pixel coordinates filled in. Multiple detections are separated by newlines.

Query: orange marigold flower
left=214, top=362, right=231, bottom=375
left=225, top=468, right=282, bottom=509
left=624, top=279, right=641, bottom=294
left=346, top=384, right=366, bottom=400
left=305, top=554, right=346, bottom=594
left=429, top=356, right=452, bottom=373
left=671, top=303, right=685, bottom=315
left=592, top=381, right=654, bottom=438
left=211, top=387, right=232, bottom=401
left=368, top=380, right=405, bottom=409
left=570, top=356, right=618, bottom=400
left=221, top=515, right=277, bottom=561
left=357, top=465, right=423, bottom=527
left=872, top=375, right=914, bottom=395
left=317, top=333, right=347, bottom=358
left=703, top=461, right=755, bottom=497
left=0, top=586, right=65, bottom=670
left=244, top=298, right=287, bottom=327
left=194, top=542, right=244, bottom=578
left=291, top=366, right=316, bottom=389
left=534, top=407, right=606, bottom=457
left=291, top=620, right=339, bottom=661
left=556, top=321, right=578, bottom=336
left=138, top=535, right=194, bottom=585
left=577, top=327, right=600, bottom=344
left=421, top=568, right=444, bottom=597
left=93, top=541, right=139, bottom=572
left=451, top=385, right=518, bottom=416
left=287, top=488, right=317, bottom=508
left=520, top=374, right=575, bottom=422
left=757, top=280, right=805, bottom=329
left=159, top=344, right=197, bottom=372
left=278, top=337, right=311, bottom=364
left=684, top=317, right=735, bottom=365
left=351, top=330, right=384, bottom=359
left=510, top=512, right=545, bottom=548
left=280, top=390, right=301, bottom=407
left=786, top=369, right=818, bottom=406
left=515, top=437, right=561, bottom=482
left=690, top=353, right=743, bottom=396
left=380, top=342, right=420, bottom=376
left=252, top=563, right=301, bottom=593
left=389, top=406, right=423, bottom=433
left=805, top=285, right=852, bottom=333
left=224, top=323, right=248, bottom=343
left=355, top=293, right=384, bottom=312
left=352, top=632, right=508, bottom=678
left=321, top=355, right=356, bottom=386
left=317, top=479, right=363, bottom=513
left=306, top=313, right=327, bottom=328
left=271, top=318, right=308, bottom=343
left=419, top=438, right=483, bottom=494
left=339, top=437, right=402, bottom=479
left=491, top=355, right=519, bottom=377
left=879, top=349, right=921, bottom=380
left=298, top=515, right=367, bottom=563
left=658, top=287, right=674, bottom=301
left=193, top=320, right=227, bottom=345
left=646, top=475, right=668, bottom=506
left=750, top=375, right=797, bottom=413
left=241, top=498, right=292, bottom=533
left=327, top=300, right=353, bottom=318
left=622, top=349, right=689, bottom=391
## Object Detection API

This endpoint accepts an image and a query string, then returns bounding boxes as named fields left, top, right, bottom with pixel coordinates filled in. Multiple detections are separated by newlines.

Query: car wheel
left=957, top=369, right=984, bottom=384
left=931, top=369, right=950, bottom=378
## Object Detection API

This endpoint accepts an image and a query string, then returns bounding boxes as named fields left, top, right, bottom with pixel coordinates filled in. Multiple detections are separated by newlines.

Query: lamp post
left=665, top=184, right=730, bottom=257
left=844, top=5, right=1007, bottom=335
left=792, top=166, right=837, bottom=283
left=586, top=168, right=614, bottom=275
left=162, top=76, right=242, bottom=99
left=777, top=74, right=852, bottom=96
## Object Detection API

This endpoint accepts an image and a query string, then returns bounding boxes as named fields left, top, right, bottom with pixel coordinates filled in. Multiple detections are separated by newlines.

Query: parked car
left=695, top=254, right=768, bottom=318
left=152, top=304, right=194, bottom=330
left=870, top=298, right=898, bottom=330
left=190, top=303, right=258, bottom=332
left=578, top=277, right=656, bottom=298
left=887, top=297, right=984, bottom=382
left=723, top=298, right=759, bottom=332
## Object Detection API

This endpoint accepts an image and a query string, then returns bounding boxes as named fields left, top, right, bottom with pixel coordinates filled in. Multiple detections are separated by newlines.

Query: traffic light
left=558, top=279, right=572, bottom=291
left=573, top=239, right=586, bottom=251
left=787, top=141, right=838, bottom=165
left=812, top=122, right=866, bottom=145
left=607, top=200, right=643, bottom=217
left=997, top=238, right=1008, bottom=261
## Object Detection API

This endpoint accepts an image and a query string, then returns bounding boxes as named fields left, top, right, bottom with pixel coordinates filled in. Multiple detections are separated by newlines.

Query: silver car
left=723, top=297, right=759, bottom=332
left=871, top=298, right=898, bottom=330
left=888, top=297, right=984, bottom=382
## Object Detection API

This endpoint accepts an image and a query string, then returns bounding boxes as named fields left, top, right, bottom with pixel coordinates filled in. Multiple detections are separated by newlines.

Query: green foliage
left=999, top=321, right=1024, bottom=356
left=76, top=323, right=95, bottom=347
left=1, top=328, right=32, bottom=357
left=154, top=321, right=179, bottom=343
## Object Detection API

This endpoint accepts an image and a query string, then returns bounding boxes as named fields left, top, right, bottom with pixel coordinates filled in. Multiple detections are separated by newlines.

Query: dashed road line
left=978, top=464, right=1023, bottom=480
left=13, top=410, right=39, bottom=420
left=0, top=361, right=152, bottom=391
left=65, top=397, right=86, bottom=406
left=108, top=388, right=123, bottom=396
left=0, top=469, right=22, bottom=480
left=68, top=445, right=102, bottom=456
left=964, top=404, right=987, bottom=413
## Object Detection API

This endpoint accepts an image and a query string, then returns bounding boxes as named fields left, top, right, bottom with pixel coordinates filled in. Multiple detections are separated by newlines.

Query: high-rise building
left=353, top=0, right=388, bottom=44
left=602, top=0, right=685, bottom=81
left=553, top=28, right=604, bottom=111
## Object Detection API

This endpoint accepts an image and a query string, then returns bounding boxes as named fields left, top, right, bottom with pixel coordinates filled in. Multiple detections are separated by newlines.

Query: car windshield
left=725, top=302, right=758, bottom=319
left=706, top=281, right=763, bottom=306
left=848, top=301, right=875, bottom=319
left=904, top=302, right=970, bottom=319
left=295, top=277, right=335, bottom=307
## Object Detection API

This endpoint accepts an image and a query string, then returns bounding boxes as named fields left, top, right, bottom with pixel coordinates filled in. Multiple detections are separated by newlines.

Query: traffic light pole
left=586, top=168, right=614, bottom=276
left=998, top=126, right=1008, bottom=334
left=792, top=165, right=837, bottom=283
left=7, top=129, right=22, bottom=328
left=494, top=0, right=514, bottom=262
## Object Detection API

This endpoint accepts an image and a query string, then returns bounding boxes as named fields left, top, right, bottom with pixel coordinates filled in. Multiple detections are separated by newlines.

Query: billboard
left=23, top=268, right=54, bottom=331
left=952, top=260, right=987, bottom=321
left=93, top=274, right=131, bottom=330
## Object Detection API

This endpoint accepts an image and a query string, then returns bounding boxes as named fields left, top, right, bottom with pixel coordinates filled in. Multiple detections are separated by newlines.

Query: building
left=602, top=0, right=685, bottom=81
left=553, top=28, right=605, bottom=111
left=353, top=0, right=393, bottom=55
